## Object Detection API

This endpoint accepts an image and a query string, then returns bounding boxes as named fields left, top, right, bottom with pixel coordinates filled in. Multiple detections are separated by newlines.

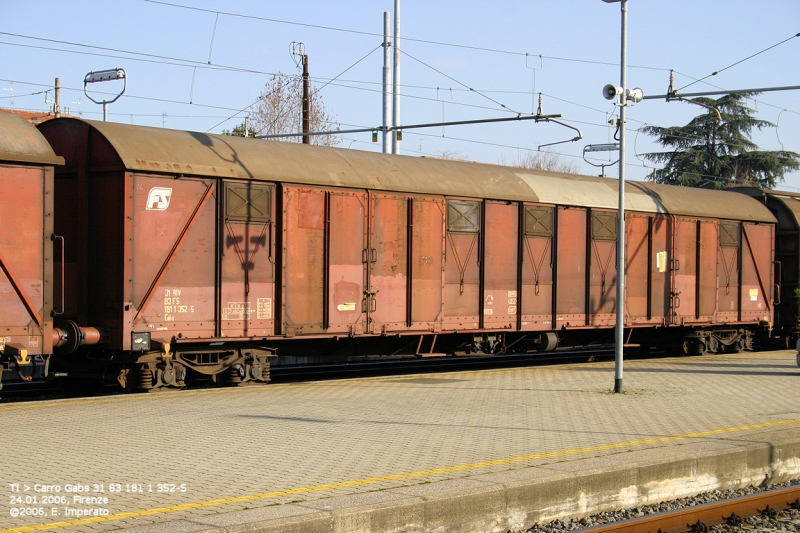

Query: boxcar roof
left=52, top=118, right=775, bottom=223
left=0, top=110, right=64, bottom=166
left=733, top=187, right=800, bottom=226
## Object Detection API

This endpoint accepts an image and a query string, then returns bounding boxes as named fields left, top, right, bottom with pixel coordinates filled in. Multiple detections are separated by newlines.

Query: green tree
left=222, top=120, right=258, bottom=137
left=641, top=92, right=799, bottom=189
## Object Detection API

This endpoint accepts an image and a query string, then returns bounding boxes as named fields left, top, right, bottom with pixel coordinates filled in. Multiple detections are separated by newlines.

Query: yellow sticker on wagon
left=750, top=288, right=758, bottom=301
left=337, top=302, right=357, bottom=312
left=656, top=251, right=667, bottom=273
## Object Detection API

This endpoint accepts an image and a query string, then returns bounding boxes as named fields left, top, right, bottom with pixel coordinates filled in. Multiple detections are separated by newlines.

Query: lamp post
left=601, top=0, right=642, bottom=393
left=84, top=68, right=127, bottom=121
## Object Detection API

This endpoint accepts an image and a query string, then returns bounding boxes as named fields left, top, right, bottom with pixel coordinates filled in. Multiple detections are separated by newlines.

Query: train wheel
left=224, top=364, right=245, bottom=386
left=727, top=338, right=744, bottom=353
left=683, top=339, right=705, bottom=356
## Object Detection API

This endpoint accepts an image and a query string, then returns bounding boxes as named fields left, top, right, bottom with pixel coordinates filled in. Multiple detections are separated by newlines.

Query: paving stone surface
left=1, top=350, right=799, bottom=533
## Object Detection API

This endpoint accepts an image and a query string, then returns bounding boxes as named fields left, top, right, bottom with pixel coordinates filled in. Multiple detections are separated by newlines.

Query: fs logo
left=146, top=187, right=173, bottom=211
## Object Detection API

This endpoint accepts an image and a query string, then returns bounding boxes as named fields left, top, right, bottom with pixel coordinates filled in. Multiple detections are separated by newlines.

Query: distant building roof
left=0, top=108, right=67, bottom=125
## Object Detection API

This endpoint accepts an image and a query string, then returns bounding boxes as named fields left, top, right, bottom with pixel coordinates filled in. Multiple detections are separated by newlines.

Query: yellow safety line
left=3, top=417, right=799, bottom=533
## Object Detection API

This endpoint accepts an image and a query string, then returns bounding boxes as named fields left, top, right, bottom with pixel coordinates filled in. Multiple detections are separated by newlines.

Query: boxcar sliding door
left=670, top=217, right=697, bottom=325
left=409, top=196, right=445, bottom=332
left=555, top=207, right=586, bottom=329
left=520, top=204, right=554, bottom=330
left=740, top=222, right=774, bottom=324
left=220, top=181, right=275, bottom=338
left=368, top=192, right=409, bottom=334
left=444, top=199, right=481, bottom=330
left=327, top=189, right=368, bottom=336
left=625, top=214, right=670, bottom=325
left=482, top=200, right=518, bottom=329
left=589, top=210, right=617, bottom=326
left=281, top=186, right=326, bottom=336
left=130, top=174, right=216, bottom=342
left=716, top=221, right=740, bottom=323
left=697, top=220, right=717, bottom=323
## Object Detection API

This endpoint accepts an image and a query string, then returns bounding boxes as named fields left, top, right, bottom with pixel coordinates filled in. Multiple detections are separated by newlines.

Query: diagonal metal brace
left=133, top=183, right=215, bottom=325
left=0, top=249, right=42, bottom=327
left=741, top=225, right=771, bottom=312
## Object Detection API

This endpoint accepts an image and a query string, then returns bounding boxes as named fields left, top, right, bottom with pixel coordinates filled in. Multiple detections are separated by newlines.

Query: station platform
left=1, top=350, right=799, bottom=533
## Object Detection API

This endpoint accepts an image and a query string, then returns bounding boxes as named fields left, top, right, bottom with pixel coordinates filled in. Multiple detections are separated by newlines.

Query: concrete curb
left=119, top=426, right=800, bottom=533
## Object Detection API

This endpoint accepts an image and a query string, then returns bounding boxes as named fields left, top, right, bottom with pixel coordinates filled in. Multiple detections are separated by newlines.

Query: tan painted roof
left=0, top=110, right=64, bottom=165
left=53, top=118, right=776, bottom=223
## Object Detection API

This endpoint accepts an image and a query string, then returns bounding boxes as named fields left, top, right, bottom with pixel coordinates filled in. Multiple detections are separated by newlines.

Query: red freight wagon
left=0, top=110, right=62, bottom=388
left=38, top=118, right=777, bottom=391
left=731, top=188, right=800, bottom=349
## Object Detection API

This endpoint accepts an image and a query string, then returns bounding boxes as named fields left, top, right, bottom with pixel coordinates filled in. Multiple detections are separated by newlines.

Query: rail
left=576, top=485, right=800, bottom=533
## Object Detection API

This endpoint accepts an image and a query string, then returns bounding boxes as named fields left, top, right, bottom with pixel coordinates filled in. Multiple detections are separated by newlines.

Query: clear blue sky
left=2, top=1, right=798, bottom=188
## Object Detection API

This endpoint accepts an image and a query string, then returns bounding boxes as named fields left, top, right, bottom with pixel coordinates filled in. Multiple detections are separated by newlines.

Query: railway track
left=0, top=346, right=619, bottom=402
left=0, top=344, right=774, bottom=402
left=269, top=346, right=617, bottom=382
left=529, top=485, right=800, bottom=533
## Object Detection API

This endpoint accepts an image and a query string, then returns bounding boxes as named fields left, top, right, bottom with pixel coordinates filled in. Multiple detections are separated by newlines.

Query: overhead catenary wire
left=231, top=43, right=383, bottom=136
left=0, top=77, right=250, bottom=113
left=2, top=27, right=793, bottom=173
left=677, top=32, right=800, bottom=92
left=334, top=114, right=789, bottom=182
left=141, top=0, right=675, bottom=72
left=5, top=30, right=797, bottom=120
left=0, top=89, right=47, bottom=99
left=0, top=31, right=672, bottom=92
left=399, top=49, right=519, bottom=114
left=2, top=74, right=779, bottom=159
left=1, top=105, right=240, bottom=120
left=0, top=35, right=281, bottom=77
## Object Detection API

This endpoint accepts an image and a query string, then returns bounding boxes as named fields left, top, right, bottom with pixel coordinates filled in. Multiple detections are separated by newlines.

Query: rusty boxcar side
left=37, top=118, right=777, bottom=391
left=730, top=187, right=800, bottom=348
left=0, top=110, right=64, bottom=388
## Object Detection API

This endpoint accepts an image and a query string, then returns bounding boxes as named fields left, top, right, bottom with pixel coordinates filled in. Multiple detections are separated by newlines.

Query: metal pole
left=257, top=113, right=563, bottom=139
left=643, top=84, right=800, bottom=100
left=614, top=0, right=627, bottom=394
left=382, top=12, right=391, bottom=153
left=392, top=0, right=400, bottom=154
left=54, top=78, right=60, bottom=118
left=103, top=102, right=108, bottom=122
left=302, top=54, right=310, bottom=144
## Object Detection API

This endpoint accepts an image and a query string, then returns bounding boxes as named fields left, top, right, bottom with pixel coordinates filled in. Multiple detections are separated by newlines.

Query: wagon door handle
left=50, top=233, right=65, bottom=316
left=371, top=248, right=377, bottom=262
left=671, top=290, right=681, bottom=309
left=364, top=290, right=379, bottom=312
